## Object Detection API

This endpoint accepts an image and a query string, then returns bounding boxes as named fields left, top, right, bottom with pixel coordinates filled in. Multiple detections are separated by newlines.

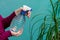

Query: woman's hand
left=15, top=7, right=23, bottom=16
left=10, top=26, right=23, bottom=36
left=15, top=7, right=31, bottom=18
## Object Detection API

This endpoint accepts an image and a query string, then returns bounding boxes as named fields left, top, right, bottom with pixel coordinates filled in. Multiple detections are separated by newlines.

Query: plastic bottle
left=10, top=5, right=32, bottom=32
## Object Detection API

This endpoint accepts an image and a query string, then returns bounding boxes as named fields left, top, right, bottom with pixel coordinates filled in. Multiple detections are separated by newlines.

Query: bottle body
left=10, top=5, right=32, bottom=32
left=10, top=14, right=25, bottom=32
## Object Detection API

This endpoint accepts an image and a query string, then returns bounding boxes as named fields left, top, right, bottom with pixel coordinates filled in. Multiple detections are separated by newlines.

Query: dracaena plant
left=37, top=0, right=60, bottom=40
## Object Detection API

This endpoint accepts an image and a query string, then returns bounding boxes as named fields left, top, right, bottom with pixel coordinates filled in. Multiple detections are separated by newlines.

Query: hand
left=10, top=27, right=23, bottom=36
left=16, top=28, right=23, bottom=36
left=27, top=11, right=31, bottom=18
left=15, top=7, right=23, bottom=16
left=15, top=7, right=31, bottom=18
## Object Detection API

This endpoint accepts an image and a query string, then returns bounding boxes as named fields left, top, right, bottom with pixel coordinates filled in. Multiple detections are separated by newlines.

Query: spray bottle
left=10, top=5, right=32, bottom=32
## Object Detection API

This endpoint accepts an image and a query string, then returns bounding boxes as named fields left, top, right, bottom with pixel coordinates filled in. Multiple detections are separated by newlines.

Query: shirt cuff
left=5, top=30, right=12, bottom=37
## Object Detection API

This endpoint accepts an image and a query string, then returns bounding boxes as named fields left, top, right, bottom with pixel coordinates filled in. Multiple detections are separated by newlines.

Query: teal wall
left=0, top=0, right=57, bottom=40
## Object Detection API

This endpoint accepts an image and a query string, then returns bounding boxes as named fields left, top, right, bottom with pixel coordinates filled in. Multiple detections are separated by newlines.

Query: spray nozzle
left=20, top=5, right=32, bottom=15
left=23, top=5, right=32, bottom=11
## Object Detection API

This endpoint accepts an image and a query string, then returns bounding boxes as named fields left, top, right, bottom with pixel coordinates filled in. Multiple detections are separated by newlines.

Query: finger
left=18, top=28, right=23, bottom=33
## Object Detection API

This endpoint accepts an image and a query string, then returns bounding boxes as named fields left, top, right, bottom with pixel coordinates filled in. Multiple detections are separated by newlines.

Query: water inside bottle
left=10, top=14, right=25, bottom=32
